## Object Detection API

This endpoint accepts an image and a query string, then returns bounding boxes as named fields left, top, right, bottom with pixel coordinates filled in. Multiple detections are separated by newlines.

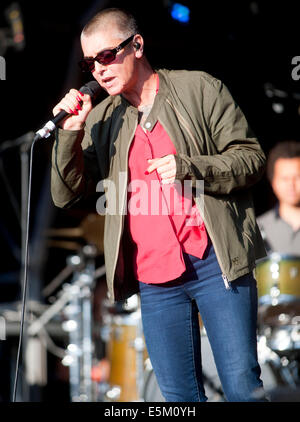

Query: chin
left=105, top=86, right=124, bottom=97
left=285, top=198, right=300, bottom=206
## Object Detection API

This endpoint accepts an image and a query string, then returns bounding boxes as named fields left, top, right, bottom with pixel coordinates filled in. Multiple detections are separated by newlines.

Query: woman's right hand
left=52, top=88, right=93, bottom=130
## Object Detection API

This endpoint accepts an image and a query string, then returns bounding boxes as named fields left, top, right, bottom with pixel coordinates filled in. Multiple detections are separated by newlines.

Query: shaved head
left=81, top=8, right=139, bottom=40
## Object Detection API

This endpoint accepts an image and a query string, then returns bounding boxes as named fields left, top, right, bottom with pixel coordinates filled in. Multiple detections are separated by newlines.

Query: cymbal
left=46, top=239, right=83, bottom=251
left=46, top=227, right=82, bottom=237
left=46, top=213, right=105, bottom=254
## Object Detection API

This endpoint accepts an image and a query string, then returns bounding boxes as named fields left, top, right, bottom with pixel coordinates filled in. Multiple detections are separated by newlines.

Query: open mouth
left=102, top=77, right=115, bottom=87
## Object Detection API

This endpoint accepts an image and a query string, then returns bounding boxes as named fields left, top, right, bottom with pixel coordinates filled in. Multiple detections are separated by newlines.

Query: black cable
left=12, top=136, right=38, bottom=402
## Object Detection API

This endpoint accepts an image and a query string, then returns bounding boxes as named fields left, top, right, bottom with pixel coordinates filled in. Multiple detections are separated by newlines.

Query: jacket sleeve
left=51, top=125, right=99, bottom=208
left=174, top=78, right=266, bottom=194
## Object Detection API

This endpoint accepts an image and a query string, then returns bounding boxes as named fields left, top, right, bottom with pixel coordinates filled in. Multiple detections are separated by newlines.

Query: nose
left=93, top=60, right=106, bottom=74
left=285, top=177, right=298, bottom=193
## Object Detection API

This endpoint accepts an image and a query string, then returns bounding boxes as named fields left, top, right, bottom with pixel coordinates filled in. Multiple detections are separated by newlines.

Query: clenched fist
left=52, top=88, right=93, bottom=131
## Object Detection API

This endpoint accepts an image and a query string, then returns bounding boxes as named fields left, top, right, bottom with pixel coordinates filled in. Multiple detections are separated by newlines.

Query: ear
left=133, top=34, right=144, bottom=58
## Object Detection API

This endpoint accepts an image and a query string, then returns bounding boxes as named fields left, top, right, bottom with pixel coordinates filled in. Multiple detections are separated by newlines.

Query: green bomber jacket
left=51, top=68, right=267, bottom=303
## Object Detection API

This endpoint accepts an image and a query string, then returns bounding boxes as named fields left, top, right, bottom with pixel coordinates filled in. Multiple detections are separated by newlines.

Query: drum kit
left=255, top=253, right=300, bottom=392
left=4, top=212, right=299, bottom=401
left=87, top=251, right=300, bottom=402
left=98, top=249, right=300, bottom=402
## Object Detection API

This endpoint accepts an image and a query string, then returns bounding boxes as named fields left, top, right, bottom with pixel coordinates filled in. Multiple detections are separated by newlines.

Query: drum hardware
left=272, top=356, right=299, bottom=387
left=27, top=245, right=98, bottom=402
left=0, top=301, right=66, bottom=340
left=42, top=263, right=76, bottom=298
left=0, top=300, right=66, bottom=399
left=105, top=385, right=121, bottom=401
left=45, top=213, right=105, bottom=256
left=258, top=303, right=300, bottom=328
left=257, top=334, right=296, bottom=389
left=61, top=245, right=97, bottom=402
left=291, top=317, right=300, bottom=342
left=269, top=286, right=280, bottom=306
left=260, top=316, right=300, bottom=354
left=257, top=328, right=300, bottom=389
left=257, top=335, right=282, bottom=366
left=277, top=313, right=292, bottom=325
left=268, top=259, right=281, bottom=306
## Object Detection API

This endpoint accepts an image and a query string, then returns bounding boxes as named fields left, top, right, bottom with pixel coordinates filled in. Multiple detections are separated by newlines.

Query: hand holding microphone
left=35, top=81, right=101, bottom=140
left=52, top=88, right=92, bottom=131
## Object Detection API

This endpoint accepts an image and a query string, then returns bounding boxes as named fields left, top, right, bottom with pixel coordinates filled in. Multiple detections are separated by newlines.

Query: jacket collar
left=119, top=69, right=170, bottom=131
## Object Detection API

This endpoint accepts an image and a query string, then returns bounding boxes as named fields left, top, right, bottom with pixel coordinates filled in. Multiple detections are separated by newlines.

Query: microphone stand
left=0, top=132, right=34, bottom=401
left=19, top=139, right=33, bottom=402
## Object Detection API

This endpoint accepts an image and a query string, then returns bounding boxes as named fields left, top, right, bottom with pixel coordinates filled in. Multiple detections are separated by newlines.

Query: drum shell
left=255, top=254, right=300, bottom=304
left=106, top=312, right=147, bottom=402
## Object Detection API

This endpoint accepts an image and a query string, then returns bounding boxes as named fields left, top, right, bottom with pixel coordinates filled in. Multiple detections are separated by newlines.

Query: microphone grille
left=80, top=81, right=102, bottom=99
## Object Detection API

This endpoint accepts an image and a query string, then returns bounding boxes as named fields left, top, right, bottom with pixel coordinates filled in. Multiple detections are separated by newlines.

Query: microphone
left=34, top=81, right=102, bottom=141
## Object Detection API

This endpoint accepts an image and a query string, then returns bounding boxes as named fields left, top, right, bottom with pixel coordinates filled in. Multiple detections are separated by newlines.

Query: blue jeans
left=139, top=242, right=266, bottom=402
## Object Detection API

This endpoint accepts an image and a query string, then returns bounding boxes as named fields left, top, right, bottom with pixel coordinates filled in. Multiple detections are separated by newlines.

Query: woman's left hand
left=146, top=154, right=177, bottom=184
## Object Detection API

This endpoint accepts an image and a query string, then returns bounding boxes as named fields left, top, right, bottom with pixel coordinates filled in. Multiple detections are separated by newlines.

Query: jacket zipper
left=222, top=274, right=231, bottom=290
left=164, top=101, right=231, bottom=290
left=198, top=206, right=231, bottom=290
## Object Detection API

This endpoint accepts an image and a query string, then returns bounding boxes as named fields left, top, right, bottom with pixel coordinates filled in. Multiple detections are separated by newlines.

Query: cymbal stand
left=61, top=245, right=97, bottom=402
left=28, top=245, right=97, bottom=402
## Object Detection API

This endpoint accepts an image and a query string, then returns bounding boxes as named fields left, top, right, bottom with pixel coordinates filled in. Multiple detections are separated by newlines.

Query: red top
left=126, top=76, right=208, bottom=284
left=126, top=121, right=208, bottom=284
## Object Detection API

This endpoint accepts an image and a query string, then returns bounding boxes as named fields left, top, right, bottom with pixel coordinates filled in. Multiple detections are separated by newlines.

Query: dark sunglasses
left=78, top=34, right=135, bottom=72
